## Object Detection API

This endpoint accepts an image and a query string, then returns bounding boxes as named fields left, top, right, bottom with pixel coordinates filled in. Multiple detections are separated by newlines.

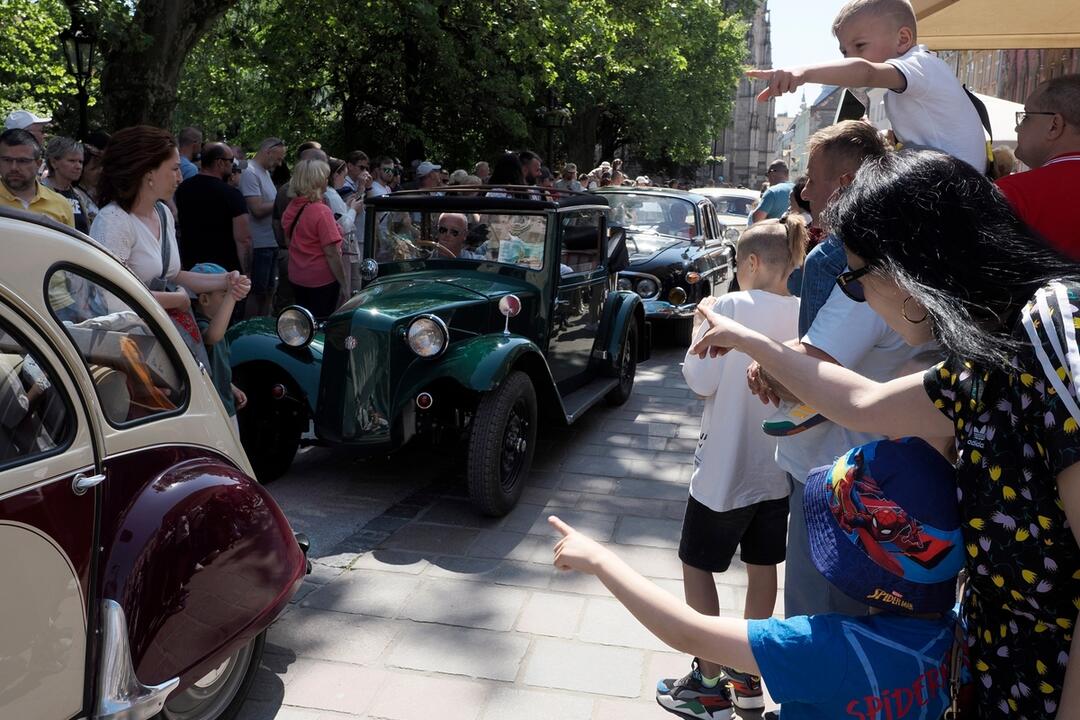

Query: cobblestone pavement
left=239, top=346, right=783, bottom=720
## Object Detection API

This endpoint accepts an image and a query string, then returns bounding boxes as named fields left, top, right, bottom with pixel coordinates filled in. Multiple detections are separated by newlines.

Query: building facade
left=706, top=1, right=778, bottom=188
left=775, top=86, right=845, bottom=176
left=938, top=49, right=1080, bottom=104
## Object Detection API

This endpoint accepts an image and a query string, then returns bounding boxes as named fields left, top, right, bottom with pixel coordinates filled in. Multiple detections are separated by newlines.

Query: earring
left=902, top=296, right=928, bottom=324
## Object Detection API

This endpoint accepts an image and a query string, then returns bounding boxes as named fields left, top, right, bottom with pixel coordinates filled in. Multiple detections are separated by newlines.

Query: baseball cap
left=187, top=262, right=228, bottom=298
left=5, top=109, right=52, bottom=130
left=416, top=161, right=442, bottom=177
left=804, top=437, right=964, bottom=614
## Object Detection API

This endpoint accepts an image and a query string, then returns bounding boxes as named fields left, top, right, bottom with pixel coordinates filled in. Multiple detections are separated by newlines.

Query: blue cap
left=804, top=437, right=963, bottom=614
left=189, top=262, right=227, bottom=275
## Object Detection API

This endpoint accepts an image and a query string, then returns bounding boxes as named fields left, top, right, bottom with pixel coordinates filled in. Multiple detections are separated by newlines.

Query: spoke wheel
left=606, top=322, right=637, bottom=406
left=467, top=371, right=537, bottom=516
left=158, top=633, right=264, bottom=720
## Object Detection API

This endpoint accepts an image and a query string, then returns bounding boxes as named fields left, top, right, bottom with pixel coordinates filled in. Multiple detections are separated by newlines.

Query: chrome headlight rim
left=406, top=314, right=449, bottom=358
left=276, top=305, right=316, bottom=348
left=634, top=277, right=659, bottom=300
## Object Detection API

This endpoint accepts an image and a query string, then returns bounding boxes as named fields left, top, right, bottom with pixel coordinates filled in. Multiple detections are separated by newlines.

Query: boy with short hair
left=749, top=0, right=987, bottom=172
left=189, top=262, right=247, bottom=431
left=552, top=437, right=963, bottom=720
left=656, top=218, right=804, bottom=715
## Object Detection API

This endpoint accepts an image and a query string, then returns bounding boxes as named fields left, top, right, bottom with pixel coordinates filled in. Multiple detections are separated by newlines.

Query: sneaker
left=656, top=660, right=734, bottom=720
left=725, top=667, right=765, bottom=710
left=761, top=400, right=827, bottom=437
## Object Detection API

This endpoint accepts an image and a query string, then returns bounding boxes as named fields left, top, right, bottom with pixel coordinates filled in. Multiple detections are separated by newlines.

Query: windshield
left=606, top=194, right=697, bottom=239
left=371, top=210, right=548, bottom=270
left=709, top=195, right=757, bottom=217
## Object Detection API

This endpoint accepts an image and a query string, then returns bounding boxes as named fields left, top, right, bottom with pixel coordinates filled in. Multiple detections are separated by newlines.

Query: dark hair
left=177, top=126, right=202, bottom=148
left=519, top=149, right=542, bottom=165
left=200, top=142, right=230, bottom=168
left=791, top=176, right=812, bottom=213
left=346, top=150, right=368, bottom=165
left=0, top=128, right=42, bottom=158
left=825, top=149, right=1080, bottom=368
left=489, top=152, right=525, bottom=186
left=296, top=140, right=321, bottom=159
left=98, top=125, right=177, bottom=211
left=328, top=156, right=346, bottom=177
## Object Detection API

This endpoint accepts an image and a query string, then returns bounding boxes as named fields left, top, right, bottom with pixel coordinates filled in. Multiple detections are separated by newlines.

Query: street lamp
left=60, top=22, right=97, bottom=140
left=537, top=91, right=570, bottom=167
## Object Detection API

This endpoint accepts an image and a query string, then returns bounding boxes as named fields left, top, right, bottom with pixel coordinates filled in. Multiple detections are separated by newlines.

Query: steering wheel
left=415, top=240, right=457, bottom=259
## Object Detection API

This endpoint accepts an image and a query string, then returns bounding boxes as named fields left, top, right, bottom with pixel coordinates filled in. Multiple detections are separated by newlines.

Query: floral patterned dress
left=924, top=282, right=1080, bottom=718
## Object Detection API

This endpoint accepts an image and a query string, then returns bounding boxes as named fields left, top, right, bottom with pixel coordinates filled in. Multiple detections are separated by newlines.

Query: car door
left=548, top=210, right=607, bottom=392
left=0, top=301, right=100, bottom=720
left=697, top=202, right=737, bottom=296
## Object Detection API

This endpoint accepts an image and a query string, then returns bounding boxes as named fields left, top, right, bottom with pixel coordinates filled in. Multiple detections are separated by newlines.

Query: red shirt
left=996, top=152, right=1080, bottom=259
left=282, top=197, right=342, bottom=288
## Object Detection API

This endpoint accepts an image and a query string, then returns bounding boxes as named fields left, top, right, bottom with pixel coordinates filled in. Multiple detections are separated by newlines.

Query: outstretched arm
left=748, top=60, right=906, bottom=102
left=550, top=516, right=760, bottom=675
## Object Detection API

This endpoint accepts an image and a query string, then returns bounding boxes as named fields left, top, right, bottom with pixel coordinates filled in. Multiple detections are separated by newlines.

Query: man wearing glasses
left=342, top=150, right=371, bottom=199
left=0, top=128, right=73, bottom=227
left=996, top=74, right=1080, bottom=260
left=369, top=156, right=396, bottom=199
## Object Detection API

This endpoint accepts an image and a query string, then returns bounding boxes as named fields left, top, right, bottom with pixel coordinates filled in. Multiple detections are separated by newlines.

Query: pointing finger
left=548, top=515, right=574, bottom=537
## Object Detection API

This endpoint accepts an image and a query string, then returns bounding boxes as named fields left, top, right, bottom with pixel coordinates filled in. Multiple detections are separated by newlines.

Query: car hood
left=344, top=271, right=536, bottom=319
left=626, top=234, right=689, bottom=264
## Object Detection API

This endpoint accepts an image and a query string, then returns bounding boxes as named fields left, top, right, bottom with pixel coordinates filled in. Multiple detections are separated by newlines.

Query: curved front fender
left=228, top=318, right=323, bottom=414
left=604, top=291, right=647, bottom=366
left=411, top=334, right=548, bottom=394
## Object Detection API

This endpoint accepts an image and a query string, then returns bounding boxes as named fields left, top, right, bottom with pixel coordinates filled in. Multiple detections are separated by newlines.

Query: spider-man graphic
left=830, top=451, right=955, bottom=576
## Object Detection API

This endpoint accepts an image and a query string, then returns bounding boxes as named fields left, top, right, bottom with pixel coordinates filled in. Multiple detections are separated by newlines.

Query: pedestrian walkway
left=241, top=346, right=782, bottom=719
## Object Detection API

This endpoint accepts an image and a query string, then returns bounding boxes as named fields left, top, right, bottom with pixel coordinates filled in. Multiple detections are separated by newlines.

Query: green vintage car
left=227, top=188, right=648, bottom=515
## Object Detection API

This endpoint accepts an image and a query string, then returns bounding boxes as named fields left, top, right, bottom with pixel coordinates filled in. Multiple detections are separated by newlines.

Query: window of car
left=372, top=210, right=548, bottom=271
left=560, top=211, right=603, bottom=275
left=0, top=320, right=73, bottom=470
left=45, top=267, right=188, bottom=427
left=604, top=194, right=698, bottom=241
left=711, top=195, right=757, bottom=217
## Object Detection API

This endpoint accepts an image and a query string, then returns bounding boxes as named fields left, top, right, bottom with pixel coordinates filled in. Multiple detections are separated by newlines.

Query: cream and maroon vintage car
left=0, top=207, right=307, bottom=720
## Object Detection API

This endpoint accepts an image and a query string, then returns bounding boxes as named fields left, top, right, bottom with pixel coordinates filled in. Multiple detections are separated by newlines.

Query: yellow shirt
left=0, top=180, right=75, bottom=227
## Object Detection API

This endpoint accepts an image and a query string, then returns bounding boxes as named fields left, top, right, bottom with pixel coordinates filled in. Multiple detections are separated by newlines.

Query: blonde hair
left=807, top=120, right=890, bottom=178
left=738, top=215, right=807, bottom=273
left=290, top=158, right=330, bottom=202
left=832, top=0, right=917, bottom=39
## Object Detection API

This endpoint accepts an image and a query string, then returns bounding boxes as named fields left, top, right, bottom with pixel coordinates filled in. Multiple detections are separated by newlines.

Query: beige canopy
left=912, top=0, right=1080, bottom=50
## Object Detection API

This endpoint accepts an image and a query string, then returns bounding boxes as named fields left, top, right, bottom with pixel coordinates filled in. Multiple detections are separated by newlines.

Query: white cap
left=5, top=109, right=51, bottom=130
left=416, top=161, right=442, bottom=177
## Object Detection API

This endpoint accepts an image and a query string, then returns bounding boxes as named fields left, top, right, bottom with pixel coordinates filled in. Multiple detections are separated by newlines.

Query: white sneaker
left=761, top=401, right=826, bottom=437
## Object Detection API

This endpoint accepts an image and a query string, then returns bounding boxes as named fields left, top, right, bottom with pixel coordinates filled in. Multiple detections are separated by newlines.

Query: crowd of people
left=2, top=0, right=1080, bottom=717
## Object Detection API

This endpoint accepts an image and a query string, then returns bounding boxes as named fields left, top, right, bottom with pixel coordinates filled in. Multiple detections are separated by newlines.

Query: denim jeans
left=797, top=235, right=847, bottom=337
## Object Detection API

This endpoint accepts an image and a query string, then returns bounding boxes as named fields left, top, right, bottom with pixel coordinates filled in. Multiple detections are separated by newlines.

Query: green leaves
left=0, top=0, right=77, bottom=121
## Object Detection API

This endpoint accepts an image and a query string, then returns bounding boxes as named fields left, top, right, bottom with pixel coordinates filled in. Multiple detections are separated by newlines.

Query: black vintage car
left=595, top=187, right=737, bottom=345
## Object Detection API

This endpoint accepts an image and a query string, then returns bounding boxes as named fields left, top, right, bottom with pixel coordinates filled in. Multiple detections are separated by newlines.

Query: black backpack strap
left=963, top=85, right=995, bottom=175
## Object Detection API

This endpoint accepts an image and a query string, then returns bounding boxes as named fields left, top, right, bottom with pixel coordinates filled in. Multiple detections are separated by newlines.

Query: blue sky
left=765, top=0, right=851, bottom=117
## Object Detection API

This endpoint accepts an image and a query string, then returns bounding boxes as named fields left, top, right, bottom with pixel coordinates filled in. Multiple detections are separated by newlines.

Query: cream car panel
left=0, top=522, right=86, bottom=720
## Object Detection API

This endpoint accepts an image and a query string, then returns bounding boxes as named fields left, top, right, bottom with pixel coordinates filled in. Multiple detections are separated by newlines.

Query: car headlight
left=406, top=315, right=448, bottom=357
left=277, top=306, right=316, bottom=348
left=635, top=278, right=659, bottom=298
left=617, top=277, right=632, bottom=291
left=724, top=226, right=742, bottom=243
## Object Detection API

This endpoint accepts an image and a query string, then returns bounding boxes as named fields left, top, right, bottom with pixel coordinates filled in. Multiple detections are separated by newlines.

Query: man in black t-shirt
left=174, top=142, right=252, bottom=273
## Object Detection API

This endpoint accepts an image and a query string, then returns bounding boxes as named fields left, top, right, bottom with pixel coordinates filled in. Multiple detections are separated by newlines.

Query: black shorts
left=678, top=494, right=789, bottom=573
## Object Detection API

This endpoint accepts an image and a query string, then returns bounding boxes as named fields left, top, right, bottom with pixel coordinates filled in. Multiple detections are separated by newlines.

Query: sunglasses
left=380, top=166, right=395, bottom=174
left=437, top=225, right=462, bottom=237
left=836, top=265, right=870, bottom=302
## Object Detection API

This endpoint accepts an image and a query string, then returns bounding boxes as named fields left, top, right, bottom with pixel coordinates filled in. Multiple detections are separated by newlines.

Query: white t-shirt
left=776, top=284, right=940, bottom=485
left=239, top=160, right=279, bottom=250
left=683, top=290, right=800, bottom=512
left=90, top=202, right=180, bottom=285
left=885, top=45, right=987, bottom=171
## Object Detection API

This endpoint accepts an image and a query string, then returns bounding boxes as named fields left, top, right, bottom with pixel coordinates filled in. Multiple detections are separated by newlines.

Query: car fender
left=99, top=451, right=305, bottom=691
left=602, top=290, right=648, bottom=367
left=228, top=318, right=322, bottom=414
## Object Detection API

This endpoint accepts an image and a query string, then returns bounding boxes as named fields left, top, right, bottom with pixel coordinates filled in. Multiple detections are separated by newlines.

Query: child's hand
left=747, top=67, right=806, bottom=102
left=550, top=516, right=609, bottom=575
left=231, top=384, right=247, bottom=411
left=746, top=361, right=781, bottom=406
left=228, top=273, right=252, bottom=301
left=690, top=304, right=746, bottom=358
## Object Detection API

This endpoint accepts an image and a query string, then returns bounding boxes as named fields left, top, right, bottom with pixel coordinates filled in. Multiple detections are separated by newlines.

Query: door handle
left=72, top=472, right=106, bottom=495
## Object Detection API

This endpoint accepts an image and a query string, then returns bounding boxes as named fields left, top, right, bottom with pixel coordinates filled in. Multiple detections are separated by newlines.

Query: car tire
left=606, top=322, right=637, bottom=406
left=467, top=371, right=537, bottom=517
left=236, top=375, right=301, bottom=483
left=157, top=632, right=265, bottom=720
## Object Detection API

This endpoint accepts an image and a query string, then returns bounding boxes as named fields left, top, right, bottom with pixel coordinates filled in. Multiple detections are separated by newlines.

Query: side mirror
left=607, top=227, right=630, bottom=273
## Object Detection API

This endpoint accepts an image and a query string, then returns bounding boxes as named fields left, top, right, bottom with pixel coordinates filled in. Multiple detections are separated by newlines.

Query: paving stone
left=402, top=578, right=528, bottom=631
left=523, top=470, right=561, bottom=488
left=608, top=544, right=684, bottom=580
left=515, top=591, right=587, bottom=638
left=495, top=503, right=550, bottom=534
left=601, top=419, right=678, bottom=438
left=645, top=650, right=694, bottom=698
left=266, top=608, right=399, bottom=664
left=466, top=530, right=547, bottom=562
left=578, top=597, right=671, bottom=651
left=424, top=557, right=553, bottom=589
left=527, top=509, right=617, bottom=542
left=479, top=687, right=594, bottom=720
left=368, top=672, right=491, bottom=720
left=522, top=638, right=644, bottom=697
left=591, top=433, right=670, bottom=450
left=282, top=660, right=389, bottom=715
left=559, top=455, right=633, bottom=477
left=249, top=656, right=317, bottom=702
left=666, top=437, right=699, bottom=453
left=236, top=702, right=352, bottom=720
left=387, top=624, right=529, bottom=681
left=380, top=523, right=480, bottom=555
left=612, top=478, right=688, bottom=502
left=614, top=516, right=683, bottom=549
left=594, top=698, right=672, bottom=720
left=419, top=498, right=504, bottom=528
left=627, top=460, right=691, bottom=483
left=546, top=570, right=613, bottom=597
left=520, top=487, right=581, bottom=508
left=575, top=494, right=684, bottom=521
left=569, top=444, right=658, bottom=461
left=352, top=549, right=431, bottom=575
left=557, top=473, right=617, bottom=495
left=305, top=563, right=346, bottom=585
left=301, top=570, right=421, bottom=618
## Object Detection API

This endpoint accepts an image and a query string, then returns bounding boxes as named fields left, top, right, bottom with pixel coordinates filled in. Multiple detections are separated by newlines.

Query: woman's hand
left=231, top=384, right=247, bottom=411
left=689, top=303, right=749, bottom=358
left=550, top=516, right=611, bottom=575
left=348, top=194, right=364, bottom=211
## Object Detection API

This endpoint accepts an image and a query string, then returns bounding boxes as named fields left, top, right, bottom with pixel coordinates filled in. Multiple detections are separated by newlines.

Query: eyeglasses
left=437, top=225, right=462, bottom=237
left=836, top=265, right=870, bottom=302
left=0, top=155, right=37, bottom=166
left=220, top=156, right=235, bottom=163
left=269, top=140, right=285, bottom=149
left=1016, top=111, right=1056, bottom=126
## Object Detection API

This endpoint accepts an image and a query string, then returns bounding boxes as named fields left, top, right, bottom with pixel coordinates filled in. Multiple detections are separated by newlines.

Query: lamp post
left=60, top=22, right=97, bottom=140
left=537, top=91, right=570, bottom=167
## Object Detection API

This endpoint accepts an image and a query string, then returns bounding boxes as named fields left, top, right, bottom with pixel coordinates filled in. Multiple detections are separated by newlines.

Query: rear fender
left=228, top=319, right=322, bottom=415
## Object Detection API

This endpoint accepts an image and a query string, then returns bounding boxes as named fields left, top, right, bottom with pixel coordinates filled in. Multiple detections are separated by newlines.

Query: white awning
left=911, top=0, right=1080, bottom=50
left=865, top=89, right=1023, bottom=146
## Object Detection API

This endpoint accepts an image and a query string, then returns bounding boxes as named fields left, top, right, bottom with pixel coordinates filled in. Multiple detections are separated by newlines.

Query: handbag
left=147, top=202, right=210, bottom=368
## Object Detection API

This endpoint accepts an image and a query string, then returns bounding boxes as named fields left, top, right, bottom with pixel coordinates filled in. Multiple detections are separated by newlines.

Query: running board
left=561, top=378, right=619, bottom=423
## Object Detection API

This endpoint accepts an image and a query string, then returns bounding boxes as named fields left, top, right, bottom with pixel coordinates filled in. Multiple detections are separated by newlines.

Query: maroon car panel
left=98, top=446, right=304, bottom=687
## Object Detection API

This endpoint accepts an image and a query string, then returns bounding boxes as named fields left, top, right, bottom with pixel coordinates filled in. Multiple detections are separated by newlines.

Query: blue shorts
left=251, top=247, right=279, bottom=293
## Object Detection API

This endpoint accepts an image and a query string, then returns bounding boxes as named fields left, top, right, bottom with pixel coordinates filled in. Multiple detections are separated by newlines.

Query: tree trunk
left=90, top=0, right=238, bottom=129
left=564, top=106, right=601, bottom=169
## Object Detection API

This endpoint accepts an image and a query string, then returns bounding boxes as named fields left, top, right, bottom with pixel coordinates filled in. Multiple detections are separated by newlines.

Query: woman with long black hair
left=691, top=149, right=1080, bottom=718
